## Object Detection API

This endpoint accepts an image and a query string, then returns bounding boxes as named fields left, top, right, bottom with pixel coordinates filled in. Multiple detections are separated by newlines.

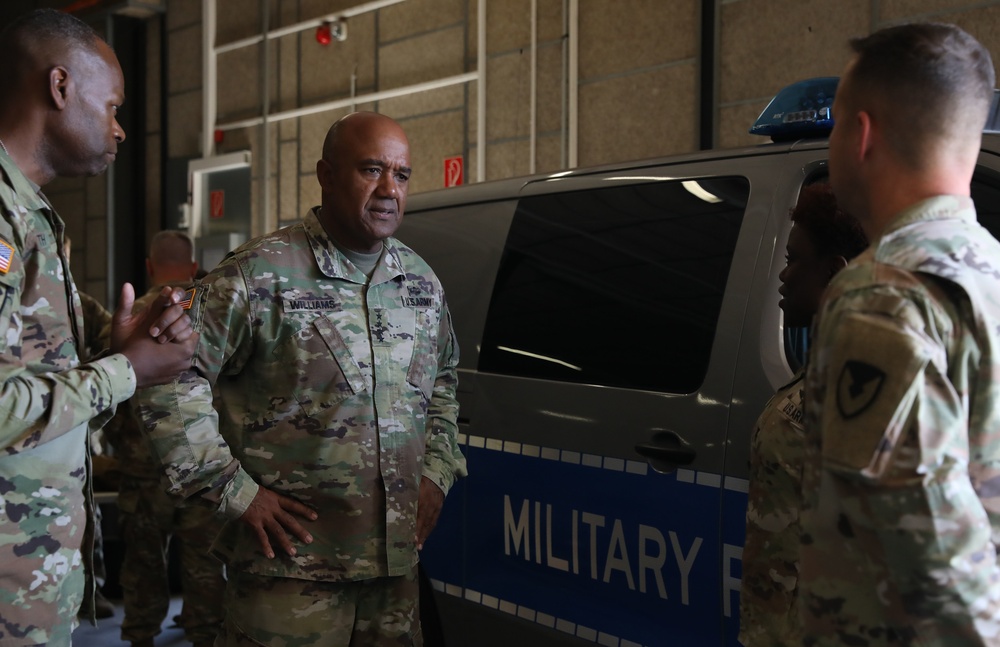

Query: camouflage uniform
left=138, top=208, right=466, bottom=644
left=103, top=282, right=226, bottom=645
left=801, top=195, right=1000, bottom=645
left=75, top=291, right=113, bottom=620
left=740, top=370, right=805, bottom=646
left=78, top=291, right=112, bottom=363
left=0, top=149, right=136, bottom=645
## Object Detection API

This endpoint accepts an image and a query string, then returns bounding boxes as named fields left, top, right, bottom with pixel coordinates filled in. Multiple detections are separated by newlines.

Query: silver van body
left=397, top=134, right=1000, bottom=647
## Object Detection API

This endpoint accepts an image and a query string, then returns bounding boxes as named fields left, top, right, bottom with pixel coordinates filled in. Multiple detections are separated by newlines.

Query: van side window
left=972, top=173, right=1000, bottom=241
left=478, top=176, right=750, bottom=393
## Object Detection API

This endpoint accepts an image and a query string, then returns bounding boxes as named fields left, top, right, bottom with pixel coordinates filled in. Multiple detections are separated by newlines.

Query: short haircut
left=844, top=23, right=995, bottom=165
left=149, top=230, right=194, bottom=265
left=791, top=183, right=868, bottom=260
left=0, top=9, right=104, bottom=92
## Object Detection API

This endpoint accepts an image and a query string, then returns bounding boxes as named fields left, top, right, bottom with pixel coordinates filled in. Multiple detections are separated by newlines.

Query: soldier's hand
left=415, top=476, right=444, bottom=550
left=111, top=283, right=198, bottom=388
left=240, top=486, right=317, bottom=559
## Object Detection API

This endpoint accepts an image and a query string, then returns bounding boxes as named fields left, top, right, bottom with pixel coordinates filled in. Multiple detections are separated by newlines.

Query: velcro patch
left=821, top=311, right=930, bottom=481
left=178, top=287, right=196, bottom=310
left=0, top=238, right=13, bottom=274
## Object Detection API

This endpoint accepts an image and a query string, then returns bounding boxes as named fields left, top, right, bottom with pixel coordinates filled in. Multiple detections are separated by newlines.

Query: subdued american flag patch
left=178, top=287, right=196, bottom=310
left=0, top=239, right=13, bottom=274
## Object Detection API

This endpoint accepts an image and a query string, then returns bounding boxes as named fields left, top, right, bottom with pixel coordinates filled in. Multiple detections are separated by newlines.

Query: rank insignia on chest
left=0, top=237, right=14, bottom=274
left=178, top=287, right=196, bottom=310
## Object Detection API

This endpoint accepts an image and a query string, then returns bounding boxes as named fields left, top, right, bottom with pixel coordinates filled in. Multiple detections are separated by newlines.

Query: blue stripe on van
left=422, top=439, right=747, bottom=646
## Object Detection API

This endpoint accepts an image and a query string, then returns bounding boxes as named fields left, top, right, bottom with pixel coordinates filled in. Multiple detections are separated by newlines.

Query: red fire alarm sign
left=444, top=156, right=463, bottom=188
left=210, top=189, right=225, bottom=219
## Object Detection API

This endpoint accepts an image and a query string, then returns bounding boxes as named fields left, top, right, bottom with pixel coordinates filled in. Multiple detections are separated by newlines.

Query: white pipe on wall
left=259, top=0, right=270, bottom=234
left=216, top=72, right=479, bottom=131
left=477, top=0, right=486, bottom=182
left=568, top=0, right=578, bottom=168
left=202, top=0, right=217, bottom=158
left=529, top=0, right=537, bottom=175
left=215, top=0, right=406, bottom=54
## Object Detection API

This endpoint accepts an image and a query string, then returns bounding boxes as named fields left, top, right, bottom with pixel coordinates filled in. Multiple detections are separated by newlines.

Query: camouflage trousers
left=118, top=477, right=226, bottom=643
left=219, top=566, right=421, bottom=646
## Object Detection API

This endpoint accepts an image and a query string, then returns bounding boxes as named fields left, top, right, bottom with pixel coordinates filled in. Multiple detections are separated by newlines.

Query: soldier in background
left=739, top=183, right=867, bottom=646
left=103, top=230, right=225, bottom=647
left=0, top=9, right=196, bottom=643
left=138, top=112, right=466, bottom=645
left=801, top=23, right=1000, bottom=644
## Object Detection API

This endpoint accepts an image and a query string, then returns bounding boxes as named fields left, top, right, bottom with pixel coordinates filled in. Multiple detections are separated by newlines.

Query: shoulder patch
left=820, top=311, right=930, bottom=480
left=836, top=360, right=886, bottom=419
left=0, top=237, right=13, bottom=274
left=178, top=287, right=196, bottom=310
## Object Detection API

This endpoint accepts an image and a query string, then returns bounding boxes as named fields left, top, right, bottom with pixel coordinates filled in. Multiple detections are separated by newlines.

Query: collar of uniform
left=0, top=146, right=49, bottom=213
left=879, top=195, right=976, bottom=242
left=302, top=206, right=406, bottom=282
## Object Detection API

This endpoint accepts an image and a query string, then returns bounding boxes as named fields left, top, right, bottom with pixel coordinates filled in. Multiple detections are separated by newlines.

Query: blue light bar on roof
left=749, top=77, right=839, bottom=141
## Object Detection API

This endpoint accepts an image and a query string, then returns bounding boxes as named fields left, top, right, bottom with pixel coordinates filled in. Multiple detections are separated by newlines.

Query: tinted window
left=972, top=172, right=1000, bottom=239
left=478, top=177, right=749, bottom=393
left=782, top=172, right=1000, bottom=373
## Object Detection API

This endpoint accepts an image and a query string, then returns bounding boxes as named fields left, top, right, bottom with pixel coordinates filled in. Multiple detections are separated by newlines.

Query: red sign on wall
left=210, top=189, right=225, bottom=219
left=444, top=156, right=464, bottom=188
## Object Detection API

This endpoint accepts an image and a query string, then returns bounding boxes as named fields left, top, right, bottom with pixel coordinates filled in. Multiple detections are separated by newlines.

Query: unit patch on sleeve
left=836, top=360, right=886, bottom=419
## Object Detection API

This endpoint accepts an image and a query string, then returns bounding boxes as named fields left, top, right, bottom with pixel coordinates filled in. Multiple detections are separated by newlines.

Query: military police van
left=397, top=79, right=1000, bottom=647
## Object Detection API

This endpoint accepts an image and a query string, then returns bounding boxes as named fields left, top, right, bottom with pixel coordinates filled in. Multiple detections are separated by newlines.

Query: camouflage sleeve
left=421, top=299, right=467, bottom=496
left=0, top=271, right=135, bottom=452
left=78, top=291, right=112, bottom=361
left=817, top=289, right=1000, bottom=638
left=135, top=268, right=259, bottom=519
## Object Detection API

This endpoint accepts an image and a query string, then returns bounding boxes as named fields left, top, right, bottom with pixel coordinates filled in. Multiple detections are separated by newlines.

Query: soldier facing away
left=800, top=23, right=1000, bottom=645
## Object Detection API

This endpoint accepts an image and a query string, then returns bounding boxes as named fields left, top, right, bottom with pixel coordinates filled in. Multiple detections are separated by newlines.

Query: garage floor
left=73, top=596, right=185, bottom=646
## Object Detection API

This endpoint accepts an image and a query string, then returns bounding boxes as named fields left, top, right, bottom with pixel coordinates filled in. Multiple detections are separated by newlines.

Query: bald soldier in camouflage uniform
left=138, top=112, right=466, bottom=645
left=740, top=184, right=867, bottom=646
left=0, top=9, right=196, bottom=645
left=801, top=23, right=1000, bottom=645
left=103, top=230, right=225, bottom=647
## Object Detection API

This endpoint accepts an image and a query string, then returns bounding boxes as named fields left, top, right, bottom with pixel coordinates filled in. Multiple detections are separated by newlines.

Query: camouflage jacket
left=740, top=369, right=804, bottom=646
left=0, top=150, right=136, bottom=645
left=103, top=282, right=187, bottom=480
left=78, top=291, right=111, bottom=362
left=138, top=208, right=466, bottom=582
left=801, top=196, right=1000, bottom=646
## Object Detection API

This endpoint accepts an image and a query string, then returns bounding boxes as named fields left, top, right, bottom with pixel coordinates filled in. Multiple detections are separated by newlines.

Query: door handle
left=634, top=430, right=696, bottom=473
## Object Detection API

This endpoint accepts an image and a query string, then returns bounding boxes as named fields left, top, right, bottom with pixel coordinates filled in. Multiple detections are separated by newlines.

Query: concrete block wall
left=25, top=0, right=1000, bottom=285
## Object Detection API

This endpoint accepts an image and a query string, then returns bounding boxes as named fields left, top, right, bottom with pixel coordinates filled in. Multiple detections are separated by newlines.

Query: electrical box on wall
left=187, top=152, right=251, bottom=273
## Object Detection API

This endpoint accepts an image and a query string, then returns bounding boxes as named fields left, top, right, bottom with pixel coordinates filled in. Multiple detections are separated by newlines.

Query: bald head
left=147, top=230, right=197, bottom=286
left=321, top=112, right=409, bottom=165
left=315, top=112, right=411, bottom=253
